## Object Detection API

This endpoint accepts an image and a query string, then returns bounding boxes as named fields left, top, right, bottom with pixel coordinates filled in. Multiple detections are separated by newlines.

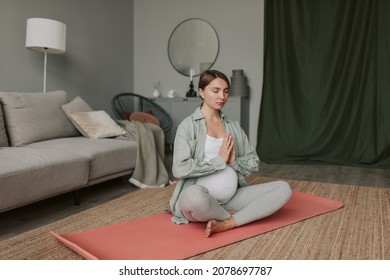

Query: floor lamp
left=25, top=18, right=66, bottom=92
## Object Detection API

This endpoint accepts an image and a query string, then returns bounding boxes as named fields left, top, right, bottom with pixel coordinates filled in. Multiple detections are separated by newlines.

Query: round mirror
left=168, top=18, right=219, bottom=77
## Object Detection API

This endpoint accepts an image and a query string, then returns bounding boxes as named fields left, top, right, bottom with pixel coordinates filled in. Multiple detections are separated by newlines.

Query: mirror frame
left=168, top=18, right=219, bottom=77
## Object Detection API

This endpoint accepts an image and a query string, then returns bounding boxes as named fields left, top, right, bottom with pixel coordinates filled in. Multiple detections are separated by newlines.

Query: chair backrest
left=111, top=92, right=173, bottom=133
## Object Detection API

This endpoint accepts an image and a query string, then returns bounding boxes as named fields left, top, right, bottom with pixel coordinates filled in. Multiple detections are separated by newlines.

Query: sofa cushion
left=27, top=137, right=137, bottom=180
left=0, top=103, right=9, bottom=147
left=0, top=91, right=79, bottom=146
left=0, top=146, right=89, bottom=212
left=62, top=96, right=93, bottom=113
left=129, top=111, right=161, bottom=126
left=67, top=110, right=126, bottom=139
left=62, top=96, right=93, bottom=134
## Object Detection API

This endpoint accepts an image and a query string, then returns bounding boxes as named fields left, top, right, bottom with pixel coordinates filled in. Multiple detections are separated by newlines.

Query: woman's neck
left=201, top=105, right=221, bottom=122
left=201, top=106, right=224, bottom=138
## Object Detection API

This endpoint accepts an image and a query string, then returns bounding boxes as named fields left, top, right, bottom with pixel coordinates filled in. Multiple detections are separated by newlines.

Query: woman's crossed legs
left=178, top=181, right=292, bottom=237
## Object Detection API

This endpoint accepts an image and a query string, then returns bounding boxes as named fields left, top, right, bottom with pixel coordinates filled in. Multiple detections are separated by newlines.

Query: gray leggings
left=178, top=181, right=292, bottom=226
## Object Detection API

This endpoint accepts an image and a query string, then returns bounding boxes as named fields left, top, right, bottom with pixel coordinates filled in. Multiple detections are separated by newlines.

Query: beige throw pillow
left=62, top=96, right=93, bottom=135
left=62, top=96, right=93, bottom=114
left=68, top=110, right=125, bottom=139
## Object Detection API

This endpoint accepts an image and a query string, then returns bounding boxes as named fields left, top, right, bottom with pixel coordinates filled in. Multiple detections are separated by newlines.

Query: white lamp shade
left=25, top=18, right=66, bottom=54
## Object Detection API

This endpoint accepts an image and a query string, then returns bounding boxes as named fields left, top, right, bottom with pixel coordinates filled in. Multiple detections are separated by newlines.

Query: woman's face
left=199, top=78, right=229, bottom=110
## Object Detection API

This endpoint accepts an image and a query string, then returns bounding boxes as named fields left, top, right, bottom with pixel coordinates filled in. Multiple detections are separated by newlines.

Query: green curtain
left=257, top=0, right=390, bottom=167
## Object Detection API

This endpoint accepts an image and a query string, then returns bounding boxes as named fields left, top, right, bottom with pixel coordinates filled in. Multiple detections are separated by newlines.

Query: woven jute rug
left=1, top=176, right=389, bottom=260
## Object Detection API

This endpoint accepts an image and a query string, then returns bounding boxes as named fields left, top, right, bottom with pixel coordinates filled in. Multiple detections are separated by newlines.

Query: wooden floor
left=1, top=156, right=389, bottom=241
left=257, top=161, right=390, bottom=188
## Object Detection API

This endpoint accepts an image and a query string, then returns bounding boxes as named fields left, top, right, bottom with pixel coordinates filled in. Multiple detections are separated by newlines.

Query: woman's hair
left=198, top=69, right=230, bottom=91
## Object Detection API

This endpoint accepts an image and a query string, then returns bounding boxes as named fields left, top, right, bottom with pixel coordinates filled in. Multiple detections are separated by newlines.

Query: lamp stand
left=43, top=48, right=47, bottom=92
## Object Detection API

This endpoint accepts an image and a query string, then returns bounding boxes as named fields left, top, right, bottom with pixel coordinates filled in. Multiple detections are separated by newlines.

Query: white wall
left=134, top=0, right=264, bottom=146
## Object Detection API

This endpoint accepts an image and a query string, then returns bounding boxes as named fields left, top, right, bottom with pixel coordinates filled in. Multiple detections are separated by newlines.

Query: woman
left=169, top=69, right=292, bottom=237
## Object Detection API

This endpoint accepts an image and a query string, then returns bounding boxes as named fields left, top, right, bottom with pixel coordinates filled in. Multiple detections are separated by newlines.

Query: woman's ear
left=199, top=89, right=204, bottom=99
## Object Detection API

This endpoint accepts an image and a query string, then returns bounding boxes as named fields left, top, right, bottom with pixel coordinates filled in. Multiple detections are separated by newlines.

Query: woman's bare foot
left=205, top=217, right=237, bottom=238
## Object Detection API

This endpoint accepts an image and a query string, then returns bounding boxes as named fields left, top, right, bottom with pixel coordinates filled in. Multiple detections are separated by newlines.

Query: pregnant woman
left=169, top=69, right=292, bottom=237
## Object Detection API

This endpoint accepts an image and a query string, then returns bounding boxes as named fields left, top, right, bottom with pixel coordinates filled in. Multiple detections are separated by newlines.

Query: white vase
left=153, top=88, right=160, bottom=98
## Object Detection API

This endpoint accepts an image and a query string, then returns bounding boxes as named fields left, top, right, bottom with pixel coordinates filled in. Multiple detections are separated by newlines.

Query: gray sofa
left=0, top=90, right=137, bottom=213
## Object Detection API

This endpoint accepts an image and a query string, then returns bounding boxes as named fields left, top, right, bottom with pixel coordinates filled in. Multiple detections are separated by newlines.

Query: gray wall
left=134, top=0, right=264, bottom=145
left=0, top=0, right=133, bottom=114
left=0, top=0, right=264, bottom=145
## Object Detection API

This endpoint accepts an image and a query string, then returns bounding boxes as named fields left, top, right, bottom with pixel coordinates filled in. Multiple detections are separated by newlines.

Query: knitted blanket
left=116, top=120, right=169, bottom=188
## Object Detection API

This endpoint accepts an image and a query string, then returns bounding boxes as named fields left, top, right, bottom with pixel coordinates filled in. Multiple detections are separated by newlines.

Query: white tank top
left=196, top=135, right=238, bottom=204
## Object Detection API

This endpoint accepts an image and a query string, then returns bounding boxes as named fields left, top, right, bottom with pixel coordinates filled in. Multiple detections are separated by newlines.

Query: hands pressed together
left=219, top=133, right=236, bottom=164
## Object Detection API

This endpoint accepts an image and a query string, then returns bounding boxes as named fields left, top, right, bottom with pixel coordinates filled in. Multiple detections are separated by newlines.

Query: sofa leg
left=74, top=189, right=81, bottom=206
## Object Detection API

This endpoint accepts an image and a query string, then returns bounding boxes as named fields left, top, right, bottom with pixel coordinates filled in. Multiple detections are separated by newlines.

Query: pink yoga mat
left=51, top=190, right=343, bottom=260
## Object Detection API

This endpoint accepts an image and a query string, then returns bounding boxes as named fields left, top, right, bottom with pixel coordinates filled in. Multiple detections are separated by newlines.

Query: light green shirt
left=169, top=107, right=260, bottom=224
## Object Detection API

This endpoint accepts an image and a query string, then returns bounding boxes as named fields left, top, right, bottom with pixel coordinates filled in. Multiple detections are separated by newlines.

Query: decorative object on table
left=167, top=90, right=176, bottom=98
left=152, top=81, right=160, bottom=98
left=230, top=69, right=249, bottom=97
left=186, top=68, right=197, bottom=97
left=186, top=81, right=197, bottom=97
left=25, top=18, right=66, bottom=93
